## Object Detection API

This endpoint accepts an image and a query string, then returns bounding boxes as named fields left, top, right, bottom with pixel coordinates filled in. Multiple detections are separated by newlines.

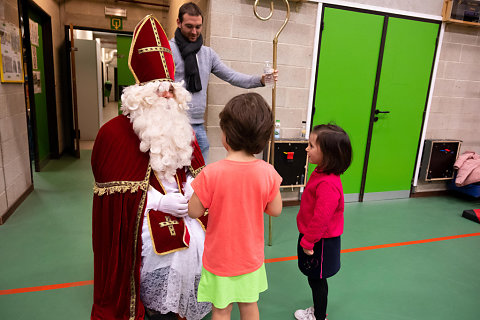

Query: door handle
left=374, top=109, right=390, bottom=122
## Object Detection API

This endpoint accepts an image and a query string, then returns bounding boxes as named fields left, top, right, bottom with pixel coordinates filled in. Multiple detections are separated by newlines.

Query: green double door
left=310, top=6, right=440, bottom=201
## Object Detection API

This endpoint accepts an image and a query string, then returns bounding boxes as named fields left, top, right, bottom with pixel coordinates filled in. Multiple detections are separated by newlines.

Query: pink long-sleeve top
left=297, top=168, right=344, bottom=250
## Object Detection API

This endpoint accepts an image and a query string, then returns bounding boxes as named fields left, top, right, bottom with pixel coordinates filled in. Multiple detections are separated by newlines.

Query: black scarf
left=174, top=28, right=203, bottom=93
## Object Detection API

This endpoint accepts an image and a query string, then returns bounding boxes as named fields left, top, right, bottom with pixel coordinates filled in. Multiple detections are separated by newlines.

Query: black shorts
left=297, top=234, right=341, bottom=279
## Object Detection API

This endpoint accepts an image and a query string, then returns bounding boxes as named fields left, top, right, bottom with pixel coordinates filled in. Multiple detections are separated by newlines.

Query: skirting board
left=0, top=184, right=34, bottom=225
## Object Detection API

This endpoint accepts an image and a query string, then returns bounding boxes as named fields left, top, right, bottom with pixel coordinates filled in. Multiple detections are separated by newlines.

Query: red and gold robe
left=90, top=115, right=205, bottom=320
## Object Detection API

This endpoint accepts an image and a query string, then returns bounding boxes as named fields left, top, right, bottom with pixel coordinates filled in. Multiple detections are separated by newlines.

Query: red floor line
left=3, top=232, right=480, bottom=295
left=340, top=232, right=480, bottom=253
left=0, top=280, right=93, bottom=295
left=264, top=232, right=480, bottom=263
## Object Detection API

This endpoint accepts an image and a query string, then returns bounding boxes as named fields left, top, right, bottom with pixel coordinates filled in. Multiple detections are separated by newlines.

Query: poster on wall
left=32, top=70, right=41, bottom=93
left=0, top=0, right=5, bottom=20
left=0, top=20, right=24, bottom=83
left=29, top=19, right=38, bottom=46
left=31, top=45, right=37, bottom=69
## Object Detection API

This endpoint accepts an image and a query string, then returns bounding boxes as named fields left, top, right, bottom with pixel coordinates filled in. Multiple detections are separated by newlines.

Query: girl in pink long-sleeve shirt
left=294, top=124, right=352, bottom=320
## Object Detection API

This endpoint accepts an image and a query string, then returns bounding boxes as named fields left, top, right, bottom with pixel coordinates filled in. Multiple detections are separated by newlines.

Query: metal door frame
left=63, top=26, right=132, bottom=156
left=19, top=0, right=59, bottom=172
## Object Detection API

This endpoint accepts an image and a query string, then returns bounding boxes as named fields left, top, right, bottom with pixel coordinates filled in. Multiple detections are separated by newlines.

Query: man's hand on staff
left=261, top=69, right=279, bottom=86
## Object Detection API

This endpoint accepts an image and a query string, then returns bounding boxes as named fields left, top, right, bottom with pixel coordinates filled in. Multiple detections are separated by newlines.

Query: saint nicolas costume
left=91, top=15, right=208, bottom=320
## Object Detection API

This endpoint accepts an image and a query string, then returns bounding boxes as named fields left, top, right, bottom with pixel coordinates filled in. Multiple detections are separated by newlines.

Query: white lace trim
left=140, top=179, right=209, bottom=319
left=140, top=268, right=211, bottom=320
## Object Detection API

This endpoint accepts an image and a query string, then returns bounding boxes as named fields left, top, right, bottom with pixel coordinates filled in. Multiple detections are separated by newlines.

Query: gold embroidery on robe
left=93, top=180, right=149, bottom=196
left=189, top=165, right=205, bottom=178
left=129, top=166, right=151, bottom=320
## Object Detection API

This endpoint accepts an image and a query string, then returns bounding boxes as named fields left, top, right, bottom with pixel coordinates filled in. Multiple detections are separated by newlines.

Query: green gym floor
left=1, top=150, right=479, bottom=320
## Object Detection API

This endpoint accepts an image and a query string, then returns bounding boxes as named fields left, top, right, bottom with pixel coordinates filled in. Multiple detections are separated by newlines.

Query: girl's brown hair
left=312, top=123, right=352, bottom=175
left=219, top=93, right=274, bottom=155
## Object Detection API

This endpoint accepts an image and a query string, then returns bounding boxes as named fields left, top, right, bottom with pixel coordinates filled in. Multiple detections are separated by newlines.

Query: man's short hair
left=220, top=93, right=274, bottom=155
left=178, top=2, right=203, bottom=22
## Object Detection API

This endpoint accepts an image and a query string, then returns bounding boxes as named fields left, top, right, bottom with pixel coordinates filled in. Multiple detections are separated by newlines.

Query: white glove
left=183, top=174, right=195, bottom=201
left=158, top=193, right=188, bottom=217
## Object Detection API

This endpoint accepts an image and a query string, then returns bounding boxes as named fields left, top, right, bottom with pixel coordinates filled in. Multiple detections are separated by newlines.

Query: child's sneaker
left=294, top=307, right=328, bottom=320
left=294, top=306, right=315, bottom=320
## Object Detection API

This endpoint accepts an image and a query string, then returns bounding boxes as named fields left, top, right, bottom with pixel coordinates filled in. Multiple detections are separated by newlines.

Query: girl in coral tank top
left=188, top=93, right=282, bottom=320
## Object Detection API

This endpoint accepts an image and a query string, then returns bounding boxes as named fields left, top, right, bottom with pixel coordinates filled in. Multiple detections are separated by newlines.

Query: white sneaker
left=294, top=306, right=315, bottom=320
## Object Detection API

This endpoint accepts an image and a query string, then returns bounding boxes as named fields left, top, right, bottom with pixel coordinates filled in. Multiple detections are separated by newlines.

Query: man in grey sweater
left=170, top=2, right=276, bottom=162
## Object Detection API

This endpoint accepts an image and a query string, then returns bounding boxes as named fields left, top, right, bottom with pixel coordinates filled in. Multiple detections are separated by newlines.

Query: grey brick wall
left=417, top=24, right=480, bottom=192
left=206, top=0, right=317, bottom=168
left=0, top=0, right=32, bottom=218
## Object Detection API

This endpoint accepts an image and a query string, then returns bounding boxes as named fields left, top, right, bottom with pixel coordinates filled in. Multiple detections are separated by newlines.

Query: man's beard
left=121, top=81, right=194, bottom=183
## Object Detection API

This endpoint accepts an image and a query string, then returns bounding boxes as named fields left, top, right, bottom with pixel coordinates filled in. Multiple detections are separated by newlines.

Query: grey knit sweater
left=170, top=38, right=263, bottom=124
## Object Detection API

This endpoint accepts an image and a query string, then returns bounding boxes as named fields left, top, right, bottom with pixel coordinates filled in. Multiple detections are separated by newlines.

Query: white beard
left=121, top=81, right=194, bottom=183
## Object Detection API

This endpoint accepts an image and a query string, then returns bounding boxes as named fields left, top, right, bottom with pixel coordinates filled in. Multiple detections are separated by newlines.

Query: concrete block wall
left=0, top=86, right=32, bottom=213
left=206, top=0, right=317, bottom=200
left=0, top=0, right=33, bottom=219
left=416, top=23, right=480, bottom=192
left=430, top=24, right=480, bottom=152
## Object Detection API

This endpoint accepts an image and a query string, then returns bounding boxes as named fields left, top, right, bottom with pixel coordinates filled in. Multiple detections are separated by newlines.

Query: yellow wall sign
left=110, top=17, right=123, bottom=30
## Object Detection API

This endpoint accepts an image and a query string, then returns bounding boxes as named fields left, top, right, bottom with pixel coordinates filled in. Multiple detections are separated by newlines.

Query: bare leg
left=238, top=302, right=259, bottom=320
left=211, top=303, right=233, bottom=320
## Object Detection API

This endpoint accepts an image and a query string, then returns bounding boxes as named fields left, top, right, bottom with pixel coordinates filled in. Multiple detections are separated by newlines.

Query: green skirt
left=197, top=264, right=268, bottom=309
